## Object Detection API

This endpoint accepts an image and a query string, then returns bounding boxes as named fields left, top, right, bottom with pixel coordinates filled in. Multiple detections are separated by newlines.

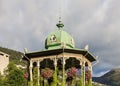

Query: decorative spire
left=56, top=17, right=64, bottom=29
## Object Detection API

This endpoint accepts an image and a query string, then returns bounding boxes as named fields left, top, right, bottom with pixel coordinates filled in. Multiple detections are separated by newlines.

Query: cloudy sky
left=0, top=0, right=120, bottom=77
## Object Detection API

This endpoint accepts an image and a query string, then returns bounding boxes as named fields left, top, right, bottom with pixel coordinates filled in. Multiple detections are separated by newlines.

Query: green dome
left=45, top=29, right=75, bottom=49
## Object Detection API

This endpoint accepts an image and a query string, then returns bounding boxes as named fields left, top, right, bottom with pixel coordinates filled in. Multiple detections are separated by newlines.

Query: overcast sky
left=0, top=0, right=120, bottom=77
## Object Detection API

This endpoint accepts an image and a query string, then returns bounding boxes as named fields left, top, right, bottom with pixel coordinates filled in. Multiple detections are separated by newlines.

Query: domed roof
left=45, top=21, right=75, bottom=49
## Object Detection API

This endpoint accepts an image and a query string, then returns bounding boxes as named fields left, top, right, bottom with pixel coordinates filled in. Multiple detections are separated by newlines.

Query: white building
left=0, top=51, right=9, bottom=75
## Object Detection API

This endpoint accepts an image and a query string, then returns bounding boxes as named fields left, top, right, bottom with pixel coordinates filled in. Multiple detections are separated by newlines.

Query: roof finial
left=56, top=17, right=64, bottom=29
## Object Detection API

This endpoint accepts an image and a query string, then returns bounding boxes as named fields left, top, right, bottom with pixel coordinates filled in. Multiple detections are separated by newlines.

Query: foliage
left=85, top=70, right=92, bottom=82
left=66, top=67, right=78, bottom=86
left=67, top=67, right=78, bottom=78
left=51, top=67, right=58, bottom=86
left=87, top=79, right=92, bottom=86
left=7, top=69, right=25, bottom=86
left=6, top=62, right=17, bottom=72
left=41, top=68, right=53, bottom=79
left=0, top=73, right=10, bottom=86
left=2, top=62, right=27, bottom=86
left=33, top=67, right=38, bottom=86
left=24, top=72, right=28, bottom=79
left=85, top=70, right=92, bottom=86
left=79, top=75, right=83, bottom=86
left=0, top=74, right=4, bottom=86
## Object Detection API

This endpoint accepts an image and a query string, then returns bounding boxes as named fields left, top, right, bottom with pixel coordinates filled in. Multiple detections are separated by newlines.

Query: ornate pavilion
left=23, top=20, right=96, bottom=86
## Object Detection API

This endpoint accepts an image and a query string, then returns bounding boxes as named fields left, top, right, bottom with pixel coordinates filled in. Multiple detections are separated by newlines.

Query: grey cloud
left=0, top=0, right=120, bottom=76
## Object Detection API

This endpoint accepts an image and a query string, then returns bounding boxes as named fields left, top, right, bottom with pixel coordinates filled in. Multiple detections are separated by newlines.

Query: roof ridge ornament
left=56, top=17, right=64, bottom=29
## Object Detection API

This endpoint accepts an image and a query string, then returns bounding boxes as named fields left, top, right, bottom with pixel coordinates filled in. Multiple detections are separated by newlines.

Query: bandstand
left=23, top=20, right=96, bottom=86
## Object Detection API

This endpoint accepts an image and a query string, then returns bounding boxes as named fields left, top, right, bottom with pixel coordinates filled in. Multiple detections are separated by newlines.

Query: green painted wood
left=45, top=28, right=75, bottom=49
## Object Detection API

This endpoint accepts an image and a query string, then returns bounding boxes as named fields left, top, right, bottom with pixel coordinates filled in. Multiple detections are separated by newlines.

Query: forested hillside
left=0, top=46, right=25, bottom=65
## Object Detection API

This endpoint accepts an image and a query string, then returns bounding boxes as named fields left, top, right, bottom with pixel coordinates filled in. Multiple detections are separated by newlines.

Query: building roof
left=24, top=48, right=96, bottom=62
left=45, top=21, right=75, bottom=49
left=24, top=20, right=96, bottom=63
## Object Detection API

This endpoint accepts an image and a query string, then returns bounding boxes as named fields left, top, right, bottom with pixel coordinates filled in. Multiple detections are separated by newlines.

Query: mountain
left=0, top=46, right=25, bottom=65
left=93, top=68, right=120, bottom=86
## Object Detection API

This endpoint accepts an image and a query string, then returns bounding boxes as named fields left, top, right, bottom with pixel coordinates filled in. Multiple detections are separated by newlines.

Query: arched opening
left=65, top=57, right=80, bottom=69
left=40, top=58, right=54, bottom=69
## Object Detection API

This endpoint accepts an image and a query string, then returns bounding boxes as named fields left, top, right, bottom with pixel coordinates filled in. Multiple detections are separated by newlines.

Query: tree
left=5, top=62, right=26, bottom=86
left=4, top=62, right=17, bottom=75
left=33, top=67, right=38, bottom=86
left=0, top=74, right=4, bottom=85
left=7, top=69, right=25, bottom=86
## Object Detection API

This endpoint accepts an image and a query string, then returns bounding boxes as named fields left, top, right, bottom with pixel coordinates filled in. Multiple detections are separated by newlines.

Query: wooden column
left=79, top=59, right=83, bottom=86
left=53, top=57, right=57, bottom=86
left=83, top=61, right=85, bottom=86
left=37, top=60, right=40, bottom=86
left=29, top=60, right=33, bottom=86
left=62, top=57, right=66, bottom=86
left=88, top=65, right=92, bottom=86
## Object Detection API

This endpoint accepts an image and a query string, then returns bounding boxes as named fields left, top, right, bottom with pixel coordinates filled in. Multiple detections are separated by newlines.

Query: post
left=61, top=42, right=66, bottom=86
left=37, top=60, right=40, bottom=86
left=29, top=60, right=33, bottom=86
left=79, top=60, right=83, bottom=86
left=88, top=65, right=92, bottom=86
left=53, top=57, right=58, bottom=86
left=83, top=61, right=85, bottom=86
left=62, top=57, right=66, bottom=86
